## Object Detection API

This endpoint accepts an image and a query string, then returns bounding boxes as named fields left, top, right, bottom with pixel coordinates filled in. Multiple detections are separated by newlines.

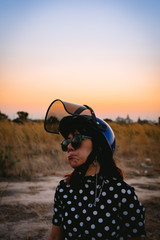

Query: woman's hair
left=93, top=137, right=123, bottom=180
left=65, top=124, right=123, bottom=185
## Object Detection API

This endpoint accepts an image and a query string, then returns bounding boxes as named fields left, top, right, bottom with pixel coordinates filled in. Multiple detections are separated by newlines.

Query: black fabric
left=69, top=150, right=96, bottom=186
left=52, top=175, right=146, bottom=240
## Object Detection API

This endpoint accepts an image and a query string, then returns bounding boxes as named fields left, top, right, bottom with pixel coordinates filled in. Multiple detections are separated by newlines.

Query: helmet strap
left=70, top=149, right=96, bottom=186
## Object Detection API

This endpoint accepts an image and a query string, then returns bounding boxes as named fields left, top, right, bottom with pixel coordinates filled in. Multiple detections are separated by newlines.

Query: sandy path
left=0, top=175, right=160, bottom=240
left=0, top=175, right=160, bottom=205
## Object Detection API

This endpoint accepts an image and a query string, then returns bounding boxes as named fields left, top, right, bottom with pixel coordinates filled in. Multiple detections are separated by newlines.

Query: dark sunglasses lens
left=71, top=135, right=81, bottom=149
left=61, top=139, right=69, bottom=152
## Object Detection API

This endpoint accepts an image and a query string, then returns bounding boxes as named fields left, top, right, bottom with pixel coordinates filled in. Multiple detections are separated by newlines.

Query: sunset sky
left=1, top=0, right=160, bottom=121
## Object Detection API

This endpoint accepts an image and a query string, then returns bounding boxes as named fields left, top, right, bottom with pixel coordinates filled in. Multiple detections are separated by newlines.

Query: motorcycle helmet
left=44, top=99, right=115, bottom=154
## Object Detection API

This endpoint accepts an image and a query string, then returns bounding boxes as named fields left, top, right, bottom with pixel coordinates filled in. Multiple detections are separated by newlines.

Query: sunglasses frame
left=61, top=134, right=92, bottom=152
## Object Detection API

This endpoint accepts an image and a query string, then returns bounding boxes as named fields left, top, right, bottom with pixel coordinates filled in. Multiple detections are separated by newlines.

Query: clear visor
left=44, top=99, right=94, bottom=134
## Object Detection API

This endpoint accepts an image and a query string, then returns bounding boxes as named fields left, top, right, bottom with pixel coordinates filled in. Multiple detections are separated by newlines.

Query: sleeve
left=119, top=184, right=146, bottom=238
left=52, top=182, right=63, bottom=226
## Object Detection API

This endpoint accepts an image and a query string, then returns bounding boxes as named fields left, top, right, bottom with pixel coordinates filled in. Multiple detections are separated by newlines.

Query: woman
left=44, top=99, right=146, bottom=240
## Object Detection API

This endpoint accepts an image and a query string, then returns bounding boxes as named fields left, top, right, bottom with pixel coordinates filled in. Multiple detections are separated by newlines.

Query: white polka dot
left=83, top=196, right=88, bottom=201
left=71, top=207, right=75, bottom=211
left=121, top=189, right=126, bottom=194
left=131, top=216, right=136, bottom=221
left=129, top=203, right=134, bottom=208
left=78, top=202, right=82, bottom=207
left=114, top=194, right=118, bottom=198
left=87, top=179, right=91, bottom=183
left=100, top=204, right=105, bottom=209
left=73, top=227, right=77, bottom=232
left=65, top=212, right=68, bottom=216
left=68, top=232, right=72, bottom=237
left=82, top=209, right=87, bottom=214
left=68, top=219, right=72, bottom=224
left=107, top=199, right=112, bottom=204
left=105, top=226, right=109, bottom=231
left=69, top=189, right=73, bottom=193
left=112, top=219, right=116, bottom=224
left=79, top=189, right=83, bottom=194
left=59, top=188, right=64, bottom=192
left=109, top=186, right=114, bottom=191
left=98, top=218, right=103, bottom=223
left=113, top=207, right=117, bottom=212
left=91, top=224, right=96, bottom=229
left=112, top=231, right=116, bottom=236
left=95, top=197, right=100, bottom=203
left=118, top=202, right=122, bottom=208
left=86, top=216, right=91, bottom=221
left=75, top=214, right=79, bottom=219
left=54, top=207, right=58, bottom=212
left=90, top=190, right=94, bottom=195
left=54, top=219, right=58, bottom=223
left=139, top=221, right=143, bottom=226
left=122, top=198, right=127, bottom=203
left=134, top=195, right=137, bottom=200
left=136, top=209, right=140, bottom=213
left=85, top=230, right=89, bottom=234
left=106, top=212, right=111, bottom=217
left=117, top=225, right=120, bottom=230
left=127, top=189, right=131, bottom=194
left=63, top=195, right=68, bottom=198
left=97, top=233, right=102, bottom=237
left=80, top=222, right=84, bottom=227
left=93, top=210, right=98, bottom=215
left=67, top=201, right=71, bottom=205
left=117, top=182, right=121, bottom=186
left=74, top=195, right=77, bottom=200
left=85, top=184, right=89, bottom=188
left=102, top=191, right=106, bottom=196
left=123, top=211, right=128, bottom=215
left=125, top=223, right=130, bottom=227
left=133, top=229, right=138, bottom=233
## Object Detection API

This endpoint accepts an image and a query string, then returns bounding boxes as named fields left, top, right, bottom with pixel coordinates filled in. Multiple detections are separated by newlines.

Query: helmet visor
left=44, top=99, right=93, bottom=134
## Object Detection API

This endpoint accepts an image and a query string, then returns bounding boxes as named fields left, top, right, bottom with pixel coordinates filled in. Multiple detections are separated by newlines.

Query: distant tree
left=17, top=111, right=29, bottom=120
left=0, top=111, right=8, bottom=120
left=13, top=111, right=29, bottom=124
left=104, top=118, right=113, bottom=122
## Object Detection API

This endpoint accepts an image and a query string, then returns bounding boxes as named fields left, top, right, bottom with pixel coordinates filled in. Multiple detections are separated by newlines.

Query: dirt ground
left=0, top=173, right=160, bottom=240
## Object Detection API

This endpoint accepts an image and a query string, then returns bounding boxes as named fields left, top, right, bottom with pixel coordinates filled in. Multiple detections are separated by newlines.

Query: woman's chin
left=69, top=160, right=79, bottom=169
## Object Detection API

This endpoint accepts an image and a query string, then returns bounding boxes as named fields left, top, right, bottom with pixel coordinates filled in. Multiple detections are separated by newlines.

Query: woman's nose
left=67, top=142, right=74, bottom=151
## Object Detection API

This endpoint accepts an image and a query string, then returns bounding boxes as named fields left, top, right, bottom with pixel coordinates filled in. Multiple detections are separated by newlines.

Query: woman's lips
left=67, top=153, right=77, bottom=160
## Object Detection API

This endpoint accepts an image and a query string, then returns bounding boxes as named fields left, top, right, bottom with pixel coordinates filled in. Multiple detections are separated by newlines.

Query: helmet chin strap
left=70, top=150, right=96, bottom=186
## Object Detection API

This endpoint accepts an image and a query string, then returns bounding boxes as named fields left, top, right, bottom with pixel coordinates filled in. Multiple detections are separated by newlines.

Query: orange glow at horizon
left=1, top=1, right=160, bottom=122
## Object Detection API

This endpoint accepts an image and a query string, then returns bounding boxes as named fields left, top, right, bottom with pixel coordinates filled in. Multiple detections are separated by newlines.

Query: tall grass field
left=0, top=120, right=160, bottom=179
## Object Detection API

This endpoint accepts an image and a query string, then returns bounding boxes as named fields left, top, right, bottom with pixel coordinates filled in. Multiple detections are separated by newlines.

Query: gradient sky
left=0, top=0, right=160, bottom=121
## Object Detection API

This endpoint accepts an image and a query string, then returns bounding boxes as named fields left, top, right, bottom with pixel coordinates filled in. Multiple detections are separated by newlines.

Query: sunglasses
left=61, top=134, right=92, bottom=152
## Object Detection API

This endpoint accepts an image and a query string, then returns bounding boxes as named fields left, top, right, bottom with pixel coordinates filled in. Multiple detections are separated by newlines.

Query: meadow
left=0, top=120, right=159, bottom=179
left=0, top=120, right=160, bottom=239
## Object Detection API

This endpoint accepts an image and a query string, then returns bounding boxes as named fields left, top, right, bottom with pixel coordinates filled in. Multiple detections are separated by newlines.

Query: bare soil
left=0, top=174, right=160, bottom=240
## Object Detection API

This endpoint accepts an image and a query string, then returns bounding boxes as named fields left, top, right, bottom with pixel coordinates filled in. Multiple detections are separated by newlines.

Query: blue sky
left=0, top=0, right=160, bottom=121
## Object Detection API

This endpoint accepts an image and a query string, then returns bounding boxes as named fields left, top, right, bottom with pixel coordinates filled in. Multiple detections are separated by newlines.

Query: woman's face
left=66, top=131, right=93, bottom=169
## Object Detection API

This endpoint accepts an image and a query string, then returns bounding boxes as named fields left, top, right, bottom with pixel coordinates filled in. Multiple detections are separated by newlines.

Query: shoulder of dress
left=56, top=177, right=71, bottom=189
left=103, top=177, right=135, bottom=191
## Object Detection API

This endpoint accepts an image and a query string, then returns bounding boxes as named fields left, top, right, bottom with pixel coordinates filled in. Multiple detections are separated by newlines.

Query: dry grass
left=110, top=122, right=160, bottom=177
left=0, top=120, right=160, bottom=179
left=0, top=120, right=68, bottom=179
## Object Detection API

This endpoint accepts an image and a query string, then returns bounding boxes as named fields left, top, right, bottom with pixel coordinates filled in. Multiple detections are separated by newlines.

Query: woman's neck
left=85, top=161, right=100, bottom=176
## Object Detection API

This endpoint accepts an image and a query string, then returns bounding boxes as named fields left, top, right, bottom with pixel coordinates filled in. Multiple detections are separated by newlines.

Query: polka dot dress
left=52, top=175, right=146, bottom=240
